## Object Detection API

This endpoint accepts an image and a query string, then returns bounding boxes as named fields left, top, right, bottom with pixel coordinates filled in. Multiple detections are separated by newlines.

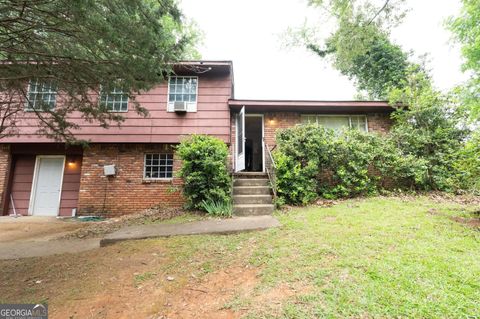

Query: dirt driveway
left=0, top=216, right=92, bottom=242
left=0, top=216, right=100, bottom=259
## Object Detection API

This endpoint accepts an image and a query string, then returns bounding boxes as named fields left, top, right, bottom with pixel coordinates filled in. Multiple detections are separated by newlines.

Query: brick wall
left=77, top=143, right=184, bottom=217
left=264, top=112, right=302, bottom=147
left=0, top=144, right=11, bottom=215
left=367, top=113, right=393, bottom=134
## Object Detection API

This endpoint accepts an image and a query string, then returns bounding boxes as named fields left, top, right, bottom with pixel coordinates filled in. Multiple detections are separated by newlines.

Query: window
left=26, top=79, right=57, bottom=110
left=144, top=153, right=174, bottom=179
left=100, top=87, right=128, bottom=112
left=167, top=76, right=198, bottom=112
left=302, top=115, right=368, bottom=132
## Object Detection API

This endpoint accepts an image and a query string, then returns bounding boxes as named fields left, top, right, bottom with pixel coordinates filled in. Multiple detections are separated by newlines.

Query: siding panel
left=8, top=155, right=35, bottom=215
left=3, top=73, right=233, bottom=144
left=59, top=155, right=82, bottom=216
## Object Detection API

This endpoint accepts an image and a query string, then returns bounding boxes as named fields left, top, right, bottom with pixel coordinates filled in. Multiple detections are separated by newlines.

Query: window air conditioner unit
left=173, top=101, right=187, bottom=113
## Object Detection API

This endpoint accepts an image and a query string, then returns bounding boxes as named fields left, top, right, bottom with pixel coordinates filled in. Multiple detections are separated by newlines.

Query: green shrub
left=201, top=199, right=233, bottom=218
left=274, top=124, right=427, bottom=204
left=177, top=135, right=232, bottom=210
left=388, top=70, right=469, bottom=191
left=452, top=132, right=480, bottom=194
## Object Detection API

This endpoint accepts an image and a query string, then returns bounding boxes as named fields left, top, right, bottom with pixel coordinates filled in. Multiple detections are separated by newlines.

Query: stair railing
left=263, top=138, right=277, bottom=199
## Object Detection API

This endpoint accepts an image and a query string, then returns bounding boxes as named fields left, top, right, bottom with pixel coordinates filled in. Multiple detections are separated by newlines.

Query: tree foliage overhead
left=0, top=0, right=198, bottom=142
left=448, top=0, right=480, bottom=121
left=288, top=0, right=412, bottom=99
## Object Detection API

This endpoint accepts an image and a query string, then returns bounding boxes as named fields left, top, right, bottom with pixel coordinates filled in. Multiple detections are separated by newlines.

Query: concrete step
left=233, top=194, right=273, bottom=205
left=233, top=172, right=268, bottom=179
left=234, top=178, right=269, bottom=186
left=233, top=186, right=271, bottom=195
left=234, top=204, right=274, bottom=216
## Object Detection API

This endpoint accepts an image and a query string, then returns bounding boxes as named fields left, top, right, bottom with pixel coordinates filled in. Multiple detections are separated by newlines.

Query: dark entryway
left=244, top=115, right=263, bottom=172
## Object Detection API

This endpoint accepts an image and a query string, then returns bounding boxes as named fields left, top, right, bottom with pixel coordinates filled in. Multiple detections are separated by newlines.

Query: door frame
left=28, top=155, right=66, bottom=216
left=244, top=113, right=265, bottom=173
left=235, top=106, right=246, bottom=172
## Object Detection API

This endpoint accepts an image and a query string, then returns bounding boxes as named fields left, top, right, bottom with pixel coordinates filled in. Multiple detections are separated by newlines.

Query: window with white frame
left=167, top=76, right=198, bottom=112
left=302, top=115, right=368, bottom=132
left=100, top=87, right=128, bottom=112
left=26, top=79, right=57, bottom=110
left=144, top=153, right=174, bottom=179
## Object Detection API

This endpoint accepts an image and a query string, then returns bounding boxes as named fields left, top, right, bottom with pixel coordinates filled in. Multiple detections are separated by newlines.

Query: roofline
left=228, top=99, right=394, bottom=113
left=229, top=99, right=391, bottom=106
left=176, top=60, right=233, bottom=66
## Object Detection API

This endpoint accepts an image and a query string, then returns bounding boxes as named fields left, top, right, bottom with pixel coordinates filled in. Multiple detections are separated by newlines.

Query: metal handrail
left=263, top=138, right=277, bottom=198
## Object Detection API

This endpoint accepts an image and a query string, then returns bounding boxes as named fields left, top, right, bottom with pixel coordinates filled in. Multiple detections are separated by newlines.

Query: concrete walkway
left=101, top=215, right=281, bottom=246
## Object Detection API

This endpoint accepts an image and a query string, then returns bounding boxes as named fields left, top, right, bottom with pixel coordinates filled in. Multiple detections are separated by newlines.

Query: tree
left=288, top=0, right=410, bottom=99
left=0, top=0, right=198, bottom=142
left=448, top=0, right=480, bottom=121
left=388, top=69, right=469, bottom=191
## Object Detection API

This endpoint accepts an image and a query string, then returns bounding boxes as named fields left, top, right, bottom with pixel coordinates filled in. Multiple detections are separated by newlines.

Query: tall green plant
left=177, top=135, right=231, bottom=210
left=389, top=70, right=470, bottom=191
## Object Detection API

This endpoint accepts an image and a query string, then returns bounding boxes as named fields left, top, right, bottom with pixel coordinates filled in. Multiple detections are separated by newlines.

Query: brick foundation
left=77, top=143, right=184, bottom=217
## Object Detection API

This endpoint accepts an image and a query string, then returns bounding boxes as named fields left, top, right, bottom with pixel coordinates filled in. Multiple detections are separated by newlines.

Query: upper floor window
left=26, top=79, right=57, bottom=110
left=100, top=87, right=128, bottom=112
left=167, top=76, right=198, bottom=112
left=302, top=115, right=368, bottom=132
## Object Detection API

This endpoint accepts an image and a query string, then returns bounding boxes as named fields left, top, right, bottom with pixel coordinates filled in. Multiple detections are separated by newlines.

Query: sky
left=180, top=0, right=466, bottom=100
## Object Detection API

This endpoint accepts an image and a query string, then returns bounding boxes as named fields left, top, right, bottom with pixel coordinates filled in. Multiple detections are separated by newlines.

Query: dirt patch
left=0, top=217, right=91, bottom=242
left=427, top=208, right=480, bottom=229
left=157, top=265, right=259, bottom=319
left=450, top=216, right=480, bottom=228
left=61, top=207, right=191, bottom=240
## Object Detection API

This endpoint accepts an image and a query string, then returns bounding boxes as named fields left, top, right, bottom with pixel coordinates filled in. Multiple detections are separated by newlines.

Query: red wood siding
left=2, top=73, right=233, bottom=144
left=59, top=155, right=82, bottom=216
left=8, top=155, right=35, bottom=215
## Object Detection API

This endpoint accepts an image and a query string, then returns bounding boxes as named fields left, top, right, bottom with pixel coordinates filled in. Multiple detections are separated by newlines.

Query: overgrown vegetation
left=281, top=0, right=478, bottom=205
left=177, top=135, right=232, bottom=213
left=274, top=125, right=421, bottom=204
left=274, top=71, right=471, bottom=204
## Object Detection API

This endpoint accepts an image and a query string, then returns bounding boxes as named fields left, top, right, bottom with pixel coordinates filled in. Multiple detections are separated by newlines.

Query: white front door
left=30, top=156, right=65, bottom=216
left=235, top=106, right=245, bottom=172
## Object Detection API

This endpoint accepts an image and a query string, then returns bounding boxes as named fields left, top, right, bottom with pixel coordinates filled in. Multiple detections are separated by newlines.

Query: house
left=0, top=61, right=394, bottom=217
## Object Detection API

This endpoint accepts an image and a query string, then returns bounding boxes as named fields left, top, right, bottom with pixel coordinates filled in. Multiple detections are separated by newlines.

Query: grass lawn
left=1, top=196, right=479, bottom=318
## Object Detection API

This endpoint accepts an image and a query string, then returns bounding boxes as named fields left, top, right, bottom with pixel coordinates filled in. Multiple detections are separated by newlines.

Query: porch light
left=67, top=158, right=76, bottom=167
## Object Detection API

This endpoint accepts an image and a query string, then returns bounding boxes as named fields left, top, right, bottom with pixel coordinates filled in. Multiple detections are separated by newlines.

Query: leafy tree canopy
left=0, top=0, right=199, bottom=142
left=287, top=0, right=413, bottom=99
left=448, top=0, right=480, bottom=121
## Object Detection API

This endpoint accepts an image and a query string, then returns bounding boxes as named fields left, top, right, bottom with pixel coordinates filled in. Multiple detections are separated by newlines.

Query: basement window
left=302, top=115, right=368, bottom=132
left=144, top=153, right=173, bottom=179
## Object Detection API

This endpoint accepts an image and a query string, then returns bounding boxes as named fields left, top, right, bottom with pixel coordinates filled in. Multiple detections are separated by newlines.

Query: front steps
left=233, top=173, right=274, bottom=216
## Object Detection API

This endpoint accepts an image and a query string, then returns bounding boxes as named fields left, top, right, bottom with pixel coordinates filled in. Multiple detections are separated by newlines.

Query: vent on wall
left=173, top=101, right=187, bottom=113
